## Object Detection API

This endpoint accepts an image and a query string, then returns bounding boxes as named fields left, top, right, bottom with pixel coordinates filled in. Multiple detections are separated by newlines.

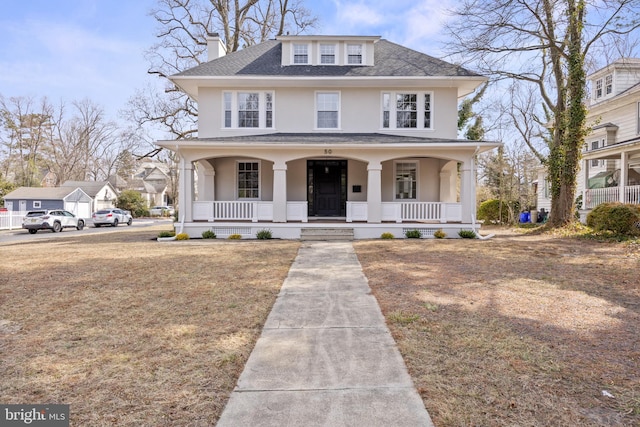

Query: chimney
left=206, top=32, right=227, bottom=61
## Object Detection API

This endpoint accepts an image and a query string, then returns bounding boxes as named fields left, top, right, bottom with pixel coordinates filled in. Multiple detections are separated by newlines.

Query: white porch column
left=197, top=166, right=215, bottom=201
left=619, top=152, right=628, bottom=203
left=272, top=161, right=287, bottom=223
left=367, top=161, right=382, bottom=223
left=582, top=158, right=590, bottom=207
left=460, top=158, right=475, bottom=223
left=178, top=158, right=194, bottom=222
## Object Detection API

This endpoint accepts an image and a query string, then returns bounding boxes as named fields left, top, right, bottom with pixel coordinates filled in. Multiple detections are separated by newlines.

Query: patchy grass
left=354, top=228, right=640, bottom=427
left=0, top=226, right=299, bottom=426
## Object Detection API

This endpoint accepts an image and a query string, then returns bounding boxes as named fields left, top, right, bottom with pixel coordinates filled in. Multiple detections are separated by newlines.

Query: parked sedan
left=22, top=210, right=85, bottom=234
left=149, top=205, right=175, bottom=217
left=92, top=208, right=133, bottom=227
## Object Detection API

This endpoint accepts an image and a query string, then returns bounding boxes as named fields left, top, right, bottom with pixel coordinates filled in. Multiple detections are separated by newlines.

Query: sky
left=0, top=0, right=455, bottom=129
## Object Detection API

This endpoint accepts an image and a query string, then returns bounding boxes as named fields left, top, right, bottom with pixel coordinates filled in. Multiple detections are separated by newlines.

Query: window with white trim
left=223, top=91, right=274, bottom=129
left=293, top=44, right=309, bottom=64
left=595, top=78, right=603, bottom=98
left=33, top=201, right=41, bottom=208
left=382, top=92, right=433, bottom=129
left=237, top=161, right=260, bottom=199
left=591, top=140, right=600, bottom=167
left=347, top=44, right=363, bottom=64
left=316, top=92, right=340, bottom=129
left=605, top=74, right=613, bottom=95
left=395, top=161, right=417, bottom=199
left=320, top=44, right=336, bottom=64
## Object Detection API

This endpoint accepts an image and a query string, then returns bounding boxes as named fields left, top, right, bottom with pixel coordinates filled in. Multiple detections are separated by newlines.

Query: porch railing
left=193, top=201, right=308, bottom=222
left=584, top=185, right=640, bottom=209
left=347, top=202, right=462, bottom=223
left=0, top=210, right=27, bottom=230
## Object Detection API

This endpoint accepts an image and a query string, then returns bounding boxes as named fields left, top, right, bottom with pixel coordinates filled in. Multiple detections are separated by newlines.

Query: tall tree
left=127, top=0, right=317, bottom=142
left=446, top=0, right=640, bottom=227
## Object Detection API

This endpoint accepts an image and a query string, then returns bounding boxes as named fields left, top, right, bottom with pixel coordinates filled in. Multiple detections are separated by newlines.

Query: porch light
left=324, top=166, right=329, bottom=174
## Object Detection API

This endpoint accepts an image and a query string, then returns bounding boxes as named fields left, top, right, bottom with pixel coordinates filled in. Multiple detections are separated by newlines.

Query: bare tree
left=126, top=0, right=317, bottom=145
left=0, top=96, right=54, bottom=186
left=446, top=0, right=640, bottom=227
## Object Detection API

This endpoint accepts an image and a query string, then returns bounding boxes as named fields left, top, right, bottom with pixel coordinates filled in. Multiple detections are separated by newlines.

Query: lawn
left=1, top=226, right=638, bottom=426
left=354, top=229, right=640, bottom=427
left=0, top=226, right=300, bottom=426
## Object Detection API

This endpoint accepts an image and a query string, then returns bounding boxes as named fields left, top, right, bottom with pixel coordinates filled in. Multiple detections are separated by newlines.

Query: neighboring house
left=4, top=187, right=92, bottom=218
left=156, top=34, right=500, bottom=238
left=61, top=181, right=119, bottom=213
left=128, top=163, right=171, bottom=207
left=580, top=58, right=640, bottom=217
left=537, top=58, right=640, bottom=221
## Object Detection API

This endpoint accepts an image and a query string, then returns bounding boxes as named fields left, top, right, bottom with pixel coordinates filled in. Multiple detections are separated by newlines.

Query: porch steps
left=300, top=228, right=354, bottom=241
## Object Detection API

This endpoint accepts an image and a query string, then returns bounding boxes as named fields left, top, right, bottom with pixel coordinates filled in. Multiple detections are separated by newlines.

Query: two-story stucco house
left=156, top=34, right=500, bottom=239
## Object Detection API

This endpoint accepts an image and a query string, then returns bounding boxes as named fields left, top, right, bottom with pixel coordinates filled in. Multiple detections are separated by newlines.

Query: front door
left=308, top=160, right=347, bottom=217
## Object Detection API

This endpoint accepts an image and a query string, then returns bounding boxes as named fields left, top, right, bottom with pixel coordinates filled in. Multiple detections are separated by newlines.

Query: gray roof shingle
left=174, top=39, right=480, bottom=78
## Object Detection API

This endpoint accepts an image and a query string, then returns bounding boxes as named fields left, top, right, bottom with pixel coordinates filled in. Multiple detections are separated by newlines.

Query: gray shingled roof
left=5, top=187, right=81, bottom=200
left=61, top=181, right=111, bottom=197
left=174, top=39, right=480, bottom=78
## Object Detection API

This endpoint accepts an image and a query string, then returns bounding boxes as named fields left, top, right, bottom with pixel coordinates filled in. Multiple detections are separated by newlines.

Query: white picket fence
left=0, top=210, right=27, bottom=230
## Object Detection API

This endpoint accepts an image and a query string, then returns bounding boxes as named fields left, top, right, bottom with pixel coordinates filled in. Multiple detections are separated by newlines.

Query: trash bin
left=530, top=209, right=537, bottom=224
left=519, top=212, right=530, bottom=223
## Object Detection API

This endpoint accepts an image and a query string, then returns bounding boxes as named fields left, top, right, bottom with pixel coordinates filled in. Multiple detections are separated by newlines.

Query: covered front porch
left=581, top=138, right=640, bottom=210
left=158, top=133, right=499, bottom=239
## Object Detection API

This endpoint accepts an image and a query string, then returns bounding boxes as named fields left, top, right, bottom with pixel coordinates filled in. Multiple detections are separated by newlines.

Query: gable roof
left=175, top=39, right=480, bottom=79
left=61, top=181, right=115, bottom=198
left=4, top=186, right=90, bottom=201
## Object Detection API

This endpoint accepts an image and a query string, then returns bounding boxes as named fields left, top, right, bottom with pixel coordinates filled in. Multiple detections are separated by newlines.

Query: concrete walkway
left=216, top=241, right=434, bottom=427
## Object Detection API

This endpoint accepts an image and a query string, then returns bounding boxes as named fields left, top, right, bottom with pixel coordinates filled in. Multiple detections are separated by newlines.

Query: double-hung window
left=238, top=92, right=260, bottom=128
left=605, top=74, right=613, bottom=95
left=320, top=44, right=336, bottom=64
left=316, top=92, right=340, bottom=129
left=293, top=44, right=309, bottom=64
left=591, top=140, right=600, bottom=167
left=595, top=79, right=603, bottom=99
left=395, top=162, right=417, bottom=199
left=223, top=91, right=274, bottom=129
left=237, top=161, right=260, bottom=199
left=382, top=92, right=433, bottom=130
left=347, top=44, right=363, bottom=64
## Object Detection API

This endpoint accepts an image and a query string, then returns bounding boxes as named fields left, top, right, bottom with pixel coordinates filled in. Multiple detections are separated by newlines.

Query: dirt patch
left=354, top=229, right=640, bottom=427
left=0, top=227, right=300, bottom=426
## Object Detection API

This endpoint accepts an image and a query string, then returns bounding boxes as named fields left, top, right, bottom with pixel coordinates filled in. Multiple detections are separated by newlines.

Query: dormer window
left=347, top=44, right=363, bottom=64
left=595, top=79, right=603, bottom=98
left=293, top=44, right=309, bottom=64
left=320, top=44, right=336, bottom=64
left=605, top=74, right=613, bottom=95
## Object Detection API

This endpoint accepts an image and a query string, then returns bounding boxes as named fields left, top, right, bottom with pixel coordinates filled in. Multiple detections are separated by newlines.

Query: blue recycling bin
left=519, top=212, right=530, bottom=223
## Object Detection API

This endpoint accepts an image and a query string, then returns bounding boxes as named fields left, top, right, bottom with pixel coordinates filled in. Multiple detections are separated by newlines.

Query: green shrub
left=228, top=234, right=242, bottom=240
left=405, top=229, right=422, bottom=239
left=117, top=189, right=149, bottom=218
left=158, top=230, right=175, bottom=238
left=380, top=232, right=394, bottom=239
left=477, top=199, right=514, bottom=224
left=256, top=229, right=273, bottom=239
left=201, top=230, right=216, bottom=239
left=175, top=232, right=190, bottom=240
left=586, top=203, right=640, bottom=235
left=433, top=229, right=446, bottom=239
left=458, top=229, right=477, bottom=239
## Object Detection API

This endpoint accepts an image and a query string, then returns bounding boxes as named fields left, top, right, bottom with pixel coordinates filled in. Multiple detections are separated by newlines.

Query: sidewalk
left=216, top=241, right=434, bottom=426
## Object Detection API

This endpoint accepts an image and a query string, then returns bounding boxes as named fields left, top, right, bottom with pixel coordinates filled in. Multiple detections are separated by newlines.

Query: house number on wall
left=324, top=149, right=333, bottom=155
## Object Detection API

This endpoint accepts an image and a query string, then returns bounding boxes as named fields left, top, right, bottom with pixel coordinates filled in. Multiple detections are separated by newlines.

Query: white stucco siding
left=287, top=160, right=307, bottom=201
left=419, top=158, right=442, bottom=201
left=348, top=160, right=368, bottom=202
left=196, top=86, right=461, bottom=138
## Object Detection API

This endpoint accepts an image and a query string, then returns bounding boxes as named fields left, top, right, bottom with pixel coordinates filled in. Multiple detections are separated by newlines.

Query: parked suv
left=92, top=208, right=133, bottom=227
left=22, top=210, right=85, bottom=234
